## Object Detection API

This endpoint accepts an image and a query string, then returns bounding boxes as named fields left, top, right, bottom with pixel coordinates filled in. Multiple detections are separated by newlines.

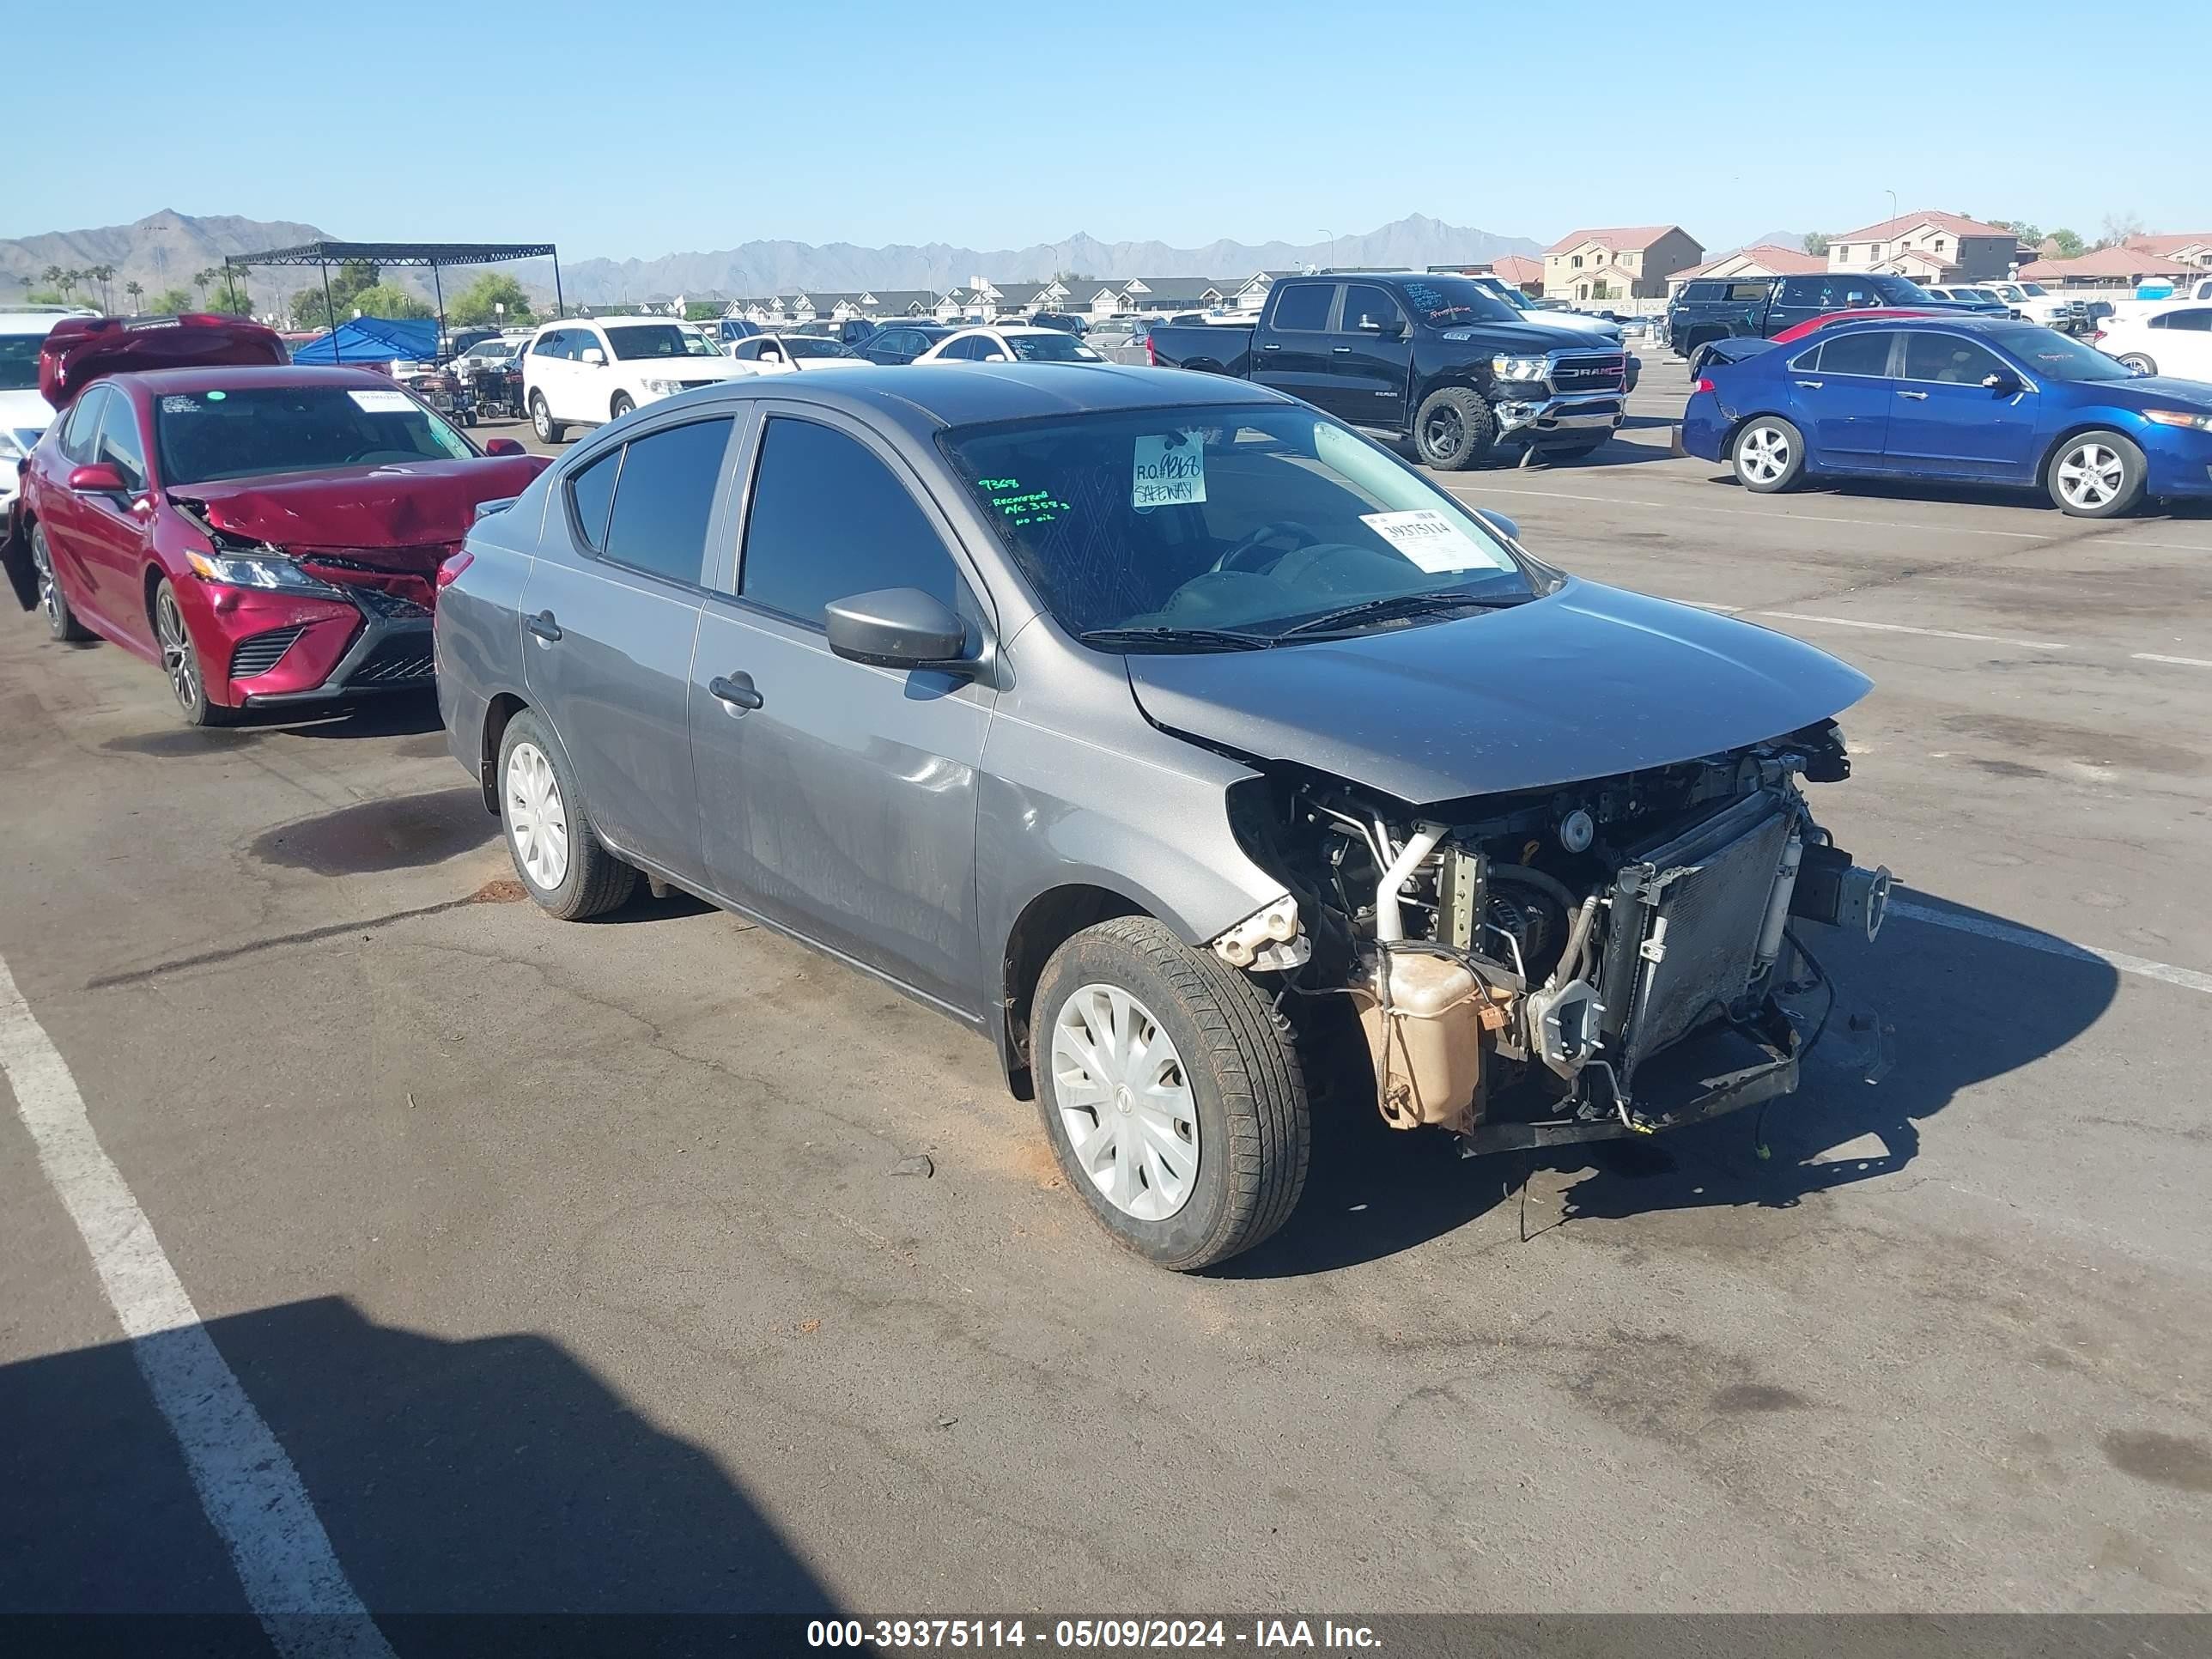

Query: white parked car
left=2094, top=301, right=2212, bottom=382
left=913, top=325, right=1106, bottom=364
left=1979, top=281, right=2084, bottom=330
left=449, top=336, right=526, bottom=377
left=522, top=316, right=755, bottom=441
left=0, top=309, right=74, bottom=519
left=726, top=334, right=872, bottom=374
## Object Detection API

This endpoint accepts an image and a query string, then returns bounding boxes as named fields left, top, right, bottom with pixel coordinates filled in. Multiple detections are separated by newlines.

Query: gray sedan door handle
left=527, top=611, right=562, bottom=643
left=1896, top=390, right=1929, bottom=400
left=708, top=672, right=763, bottom=712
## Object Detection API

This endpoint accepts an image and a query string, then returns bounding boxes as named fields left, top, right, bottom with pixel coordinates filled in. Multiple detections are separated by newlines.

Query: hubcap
left=1740, top=424, right=1790, bottom=483
left=532, top=396, right=551, bottom=439
left=505, top=741, right=570, bottom=890
left=1050, top=982, right=1199, bottom=1223
left=2057, top=443, right=2124, bottom=509
left=32, top=535, right=58, bottom=629
left=155, top=589, right=196, bottom=709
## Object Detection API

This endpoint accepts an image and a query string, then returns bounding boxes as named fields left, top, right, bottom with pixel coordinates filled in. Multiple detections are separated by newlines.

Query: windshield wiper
left=1276, top=591, right=1527, bottom=639
left=1078, top=625, right=1277, bottom=653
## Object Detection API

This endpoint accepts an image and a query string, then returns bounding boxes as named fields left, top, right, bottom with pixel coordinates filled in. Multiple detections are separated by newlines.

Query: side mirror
left=980, top=351, right=1008, bottom=362
left=1361, top=317, right=1405, bottom=340
left=825, top=586, right=969, bottom=671
left=483, top=437, right=527, bottom=456
left=1472, top=507, right=1521, bottom=544
left=1981, top=372, right=2024, bottom=394
left=68, top=462, right=127, bottom=494
left=580, top=346, right=607, bottom=366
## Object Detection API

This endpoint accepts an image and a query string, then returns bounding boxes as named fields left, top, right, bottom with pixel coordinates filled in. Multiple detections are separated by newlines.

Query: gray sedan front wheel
left=1034, top=916, right=1309, bottom=1271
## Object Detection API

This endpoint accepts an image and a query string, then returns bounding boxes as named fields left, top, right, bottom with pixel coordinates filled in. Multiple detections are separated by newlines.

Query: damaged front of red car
left=16, top=314, right=547, bottom=725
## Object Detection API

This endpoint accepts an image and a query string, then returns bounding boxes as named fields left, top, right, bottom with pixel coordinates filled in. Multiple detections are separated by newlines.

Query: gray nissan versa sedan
left=435, top=364, right=1891, bottom=1270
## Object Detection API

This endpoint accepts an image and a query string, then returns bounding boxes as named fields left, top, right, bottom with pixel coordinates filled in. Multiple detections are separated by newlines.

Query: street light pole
left=1318, top=228, right=1338, bottom=270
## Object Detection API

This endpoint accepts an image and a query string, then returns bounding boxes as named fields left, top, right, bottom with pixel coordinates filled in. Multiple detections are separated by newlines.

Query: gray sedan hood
left=1123, top=580, right=1872, bottom=804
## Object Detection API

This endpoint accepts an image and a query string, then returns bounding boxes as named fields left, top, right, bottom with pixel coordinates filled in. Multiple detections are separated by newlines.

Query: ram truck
left=1146, top=272, right=1628, bottom=469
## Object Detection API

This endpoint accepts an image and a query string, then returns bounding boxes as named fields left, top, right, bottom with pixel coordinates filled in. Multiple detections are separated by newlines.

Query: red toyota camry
left=9, top=314, right=547, bottom=726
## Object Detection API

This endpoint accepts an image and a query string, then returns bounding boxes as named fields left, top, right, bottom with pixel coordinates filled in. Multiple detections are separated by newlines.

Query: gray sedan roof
left=665, top=362, right=1297, bottom=435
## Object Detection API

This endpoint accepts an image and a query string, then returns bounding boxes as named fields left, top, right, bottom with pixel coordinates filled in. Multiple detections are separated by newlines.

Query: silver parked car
left=435, top=366, right=1888, bottom=1270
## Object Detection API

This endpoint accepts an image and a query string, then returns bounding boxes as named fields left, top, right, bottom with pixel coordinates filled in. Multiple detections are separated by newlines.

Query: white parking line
left=1755, top=611, right=2070, bottom=651
left=0, top=951, right=392, bottom=1659
left=1890, top=901, right=2212, bottom=997
left=2133, top=652, right=2212, bottom=669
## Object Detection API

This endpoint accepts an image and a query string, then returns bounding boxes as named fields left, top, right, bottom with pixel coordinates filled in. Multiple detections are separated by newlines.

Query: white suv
left=523, top=316, right=755, bottom=441
left=0, top=308, right=84, bottom=518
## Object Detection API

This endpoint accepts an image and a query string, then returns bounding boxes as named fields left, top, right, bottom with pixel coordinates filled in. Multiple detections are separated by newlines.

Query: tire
left=1032, top=916, right=1310, bottom=1272
left=1732, top=415, right=1806, bottom=493
left=30, top=525, right=93, bottom=642
left=610, top=392, right=635, bottom=421
left=151, top=576, right=237, bottom=726
left=2116, top=354, right=2156, bottom=375
left=530, top=391, right=564, bottom=444
left=496, top=708, right=635, bottom=920
left=1413, top=386, right=1496, bottom=471
left=2046, top=429, right=2147, bottom=519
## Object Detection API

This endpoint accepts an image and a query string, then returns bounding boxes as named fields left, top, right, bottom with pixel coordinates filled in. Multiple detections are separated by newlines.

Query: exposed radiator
left=1611, top=792, right=1793, bottom=1084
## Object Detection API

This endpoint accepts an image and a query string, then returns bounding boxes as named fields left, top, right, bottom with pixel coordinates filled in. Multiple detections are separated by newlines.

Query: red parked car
left=8, top=314, right=546, bottom=726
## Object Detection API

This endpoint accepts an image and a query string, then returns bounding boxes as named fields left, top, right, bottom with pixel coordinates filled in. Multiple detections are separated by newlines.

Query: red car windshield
left=153, top=385, right=477, bottom=485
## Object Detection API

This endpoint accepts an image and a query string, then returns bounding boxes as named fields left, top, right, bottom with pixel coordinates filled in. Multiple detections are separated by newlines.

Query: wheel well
left=1000, top=884, right=1151, bottom=1100
left=2036, top=423, right=2133, bottom=487
left=1682, top=325, right=1724, bottom=352
left=480, top=693, right=528, bottom=814
left=611, top=391, right=631, bottom=418
left=142, top=563, right=166, bottom=630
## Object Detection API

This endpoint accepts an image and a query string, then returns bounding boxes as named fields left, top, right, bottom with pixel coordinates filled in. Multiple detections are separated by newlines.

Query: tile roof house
left=1542, top=226, right=1705, bottom=300
left=2015, top=248, right=2203, bottom=288
left=1671, top=243, right=1826, bottom=289
left=1826, top=211, right=2019, bottom=282
left=2124, top=234, right=2212, bottom=270
left=1485, top=254, right=1544, bottom=293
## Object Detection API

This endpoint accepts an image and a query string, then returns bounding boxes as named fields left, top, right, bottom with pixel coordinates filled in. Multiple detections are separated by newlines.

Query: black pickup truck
left=1666, top=271, right=1974, bottom=361
left=1146, top=272, right=1629, bottom=469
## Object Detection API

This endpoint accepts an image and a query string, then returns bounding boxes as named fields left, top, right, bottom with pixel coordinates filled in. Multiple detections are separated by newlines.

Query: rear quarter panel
left=436, top=491, right=545, bottom=783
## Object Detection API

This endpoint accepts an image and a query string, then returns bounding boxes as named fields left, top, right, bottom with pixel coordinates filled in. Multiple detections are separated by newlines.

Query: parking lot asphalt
left=3, top=356, right=2210, bottom=1627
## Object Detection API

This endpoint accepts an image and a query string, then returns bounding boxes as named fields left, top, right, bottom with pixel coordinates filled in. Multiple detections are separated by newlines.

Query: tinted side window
left=1725, top=281, right=1772, bottom=302
left=61, top=386, right=108, bottom=462
left=1777, top=277, right=1824, bottom=306
left=568, top=447, right=619, bottom=550
left=1902, top=334, right=2007, bottom=385
left=1340, top=283, right=1403, bottom=331
left=739, top=418, right=962, bottom=626
left=1270, top=283, right=1335, bottom=332
left=1680, top=282, right=1724, bottom=303
left=599, top=417, right=732, bottom=585
left=1816, top=331, right=1895, bottom=377
left=96, top=392, right=147, bottom=489
left=2162, top=307, right=2212, bottom=331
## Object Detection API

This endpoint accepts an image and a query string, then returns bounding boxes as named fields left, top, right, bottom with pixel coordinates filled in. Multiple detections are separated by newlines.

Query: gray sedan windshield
left=942, top=407, right=1533, bottom=643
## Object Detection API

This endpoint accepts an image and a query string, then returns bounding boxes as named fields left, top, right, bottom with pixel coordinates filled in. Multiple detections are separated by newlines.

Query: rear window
left=0, top=331, right=45, bottom=392
left=153, top=384, right=476, bottom=484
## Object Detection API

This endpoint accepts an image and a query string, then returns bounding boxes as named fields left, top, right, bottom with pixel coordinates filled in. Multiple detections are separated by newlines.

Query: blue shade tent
left=289, top=316, right=441, bottom=365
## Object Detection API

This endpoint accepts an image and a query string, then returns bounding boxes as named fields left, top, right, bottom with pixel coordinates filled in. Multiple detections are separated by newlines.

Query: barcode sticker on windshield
left=348, top=390, right=416, bottom=414
left=1360, top=509, right=1511, bottom=574
left=1133, top=432, right=1206, bottom=509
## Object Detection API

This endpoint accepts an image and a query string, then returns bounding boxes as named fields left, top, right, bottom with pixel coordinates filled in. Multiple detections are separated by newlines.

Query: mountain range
left=1, top=210, right=1543, bottom=311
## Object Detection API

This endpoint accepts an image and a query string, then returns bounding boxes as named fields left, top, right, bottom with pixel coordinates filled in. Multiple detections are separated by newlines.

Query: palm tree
left=92, top=264, right=115, bottom=312
left=125, top=279, right=144, bottom=313
left=41, top=264, right=62, bottom=291
left=58, top=270, right=82, bottom=300
left=192, top=268, right=217, bottom=306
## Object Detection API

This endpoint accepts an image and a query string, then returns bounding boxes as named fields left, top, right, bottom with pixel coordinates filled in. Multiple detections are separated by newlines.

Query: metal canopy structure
left=223, top=239, right=564, bottom=363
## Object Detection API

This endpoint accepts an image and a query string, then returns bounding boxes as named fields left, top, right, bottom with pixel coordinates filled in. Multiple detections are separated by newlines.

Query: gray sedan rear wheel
left=497, top=708, right=635, bottom=920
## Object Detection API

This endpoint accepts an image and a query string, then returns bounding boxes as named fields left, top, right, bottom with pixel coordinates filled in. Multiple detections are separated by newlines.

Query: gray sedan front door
left=689, top=410, right=996, bottom=1018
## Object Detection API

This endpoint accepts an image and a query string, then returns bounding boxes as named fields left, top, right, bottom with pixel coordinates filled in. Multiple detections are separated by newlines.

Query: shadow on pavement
left=1218, top=887, right=2119, bottom=1278
left=0, top=1296, right=842, bottom=1648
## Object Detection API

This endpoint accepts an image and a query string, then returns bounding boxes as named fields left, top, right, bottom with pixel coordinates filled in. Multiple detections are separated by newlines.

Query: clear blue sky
left=9, top=2, right=2208, bottom=258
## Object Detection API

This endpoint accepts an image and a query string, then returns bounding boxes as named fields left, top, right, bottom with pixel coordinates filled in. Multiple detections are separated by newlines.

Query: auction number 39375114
left=806, top=1618, right=1382, bottom=1650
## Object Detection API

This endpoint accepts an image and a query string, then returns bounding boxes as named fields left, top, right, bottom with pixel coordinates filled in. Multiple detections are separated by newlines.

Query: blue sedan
left=1680, top=316, right=2212, bottom=517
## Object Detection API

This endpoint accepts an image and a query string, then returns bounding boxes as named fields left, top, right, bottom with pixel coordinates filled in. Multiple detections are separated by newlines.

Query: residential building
left=1826, top=211, right=2018, bottom=283
left=1666, top=243, right=1825, bottom=296
left=2015, top=248, right=2203, bottom=289
left=1542, top=226, right=1706, bottom=301
left=1231, top=270, right=1296, bottom=311
left=2124, top=234, right=2212, bottom=271
left=1485, top=255, right=1544, bottom=295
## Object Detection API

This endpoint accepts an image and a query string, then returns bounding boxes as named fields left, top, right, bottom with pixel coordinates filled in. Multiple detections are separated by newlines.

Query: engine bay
left=1219, top=720, right=1890, bottom=1150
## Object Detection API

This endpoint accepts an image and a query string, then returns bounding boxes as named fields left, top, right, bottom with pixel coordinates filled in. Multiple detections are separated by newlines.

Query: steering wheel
left=1211, top=520, right=1317, bottom=574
